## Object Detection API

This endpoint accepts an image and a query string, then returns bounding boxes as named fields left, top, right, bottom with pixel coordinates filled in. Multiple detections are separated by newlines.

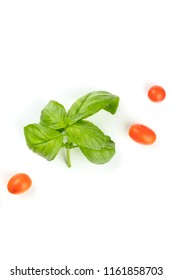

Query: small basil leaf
left=40, top=100, right=67, bottom=129
left=65, top=120, right=106, bottom=150
left=67, top=91, right=119, bottom=125
left=24, top=124, right=63, bottom=160
left=79, top=136, right=115, bottom=164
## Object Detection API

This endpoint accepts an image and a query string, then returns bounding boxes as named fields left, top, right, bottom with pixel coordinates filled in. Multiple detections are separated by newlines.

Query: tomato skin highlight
left=7, top=173, right=32, bottom=194
left=148, top=85, right=166, bottom=102
left=129, top=124, right=156, bottom=145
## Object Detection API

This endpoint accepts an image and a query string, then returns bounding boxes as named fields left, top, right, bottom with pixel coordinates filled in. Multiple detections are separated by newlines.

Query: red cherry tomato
left=129, top=124, right=156, bottom=145
left=148, top=85, right=166, bottom=102
left=7, top=173, right=32, bottom=194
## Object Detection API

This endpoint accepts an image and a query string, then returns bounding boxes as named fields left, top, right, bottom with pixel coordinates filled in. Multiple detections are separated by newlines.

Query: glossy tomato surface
left=7, top=173, right=32, bottom=194
left=148, top=85, right=166, bottom=102
left=129, top=124, right=156, bottom=145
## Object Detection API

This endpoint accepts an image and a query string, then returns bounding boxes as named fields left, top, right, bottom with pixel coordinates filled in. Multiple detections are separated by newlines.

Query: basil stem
left=66, top=139, right=71, bottom=168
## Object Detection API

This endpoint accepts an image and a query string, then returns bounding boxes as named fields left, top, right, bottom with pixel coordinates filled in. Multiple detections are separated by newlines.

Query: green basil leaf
left=67, top=91, right=119, bottom=125
left=79, top=136, right=115, bottom=164
left=40, top=100, right=67, bottom=129
left=66, top=120, right=106, bottom=150
left=24, top=124, right=63, bottom=160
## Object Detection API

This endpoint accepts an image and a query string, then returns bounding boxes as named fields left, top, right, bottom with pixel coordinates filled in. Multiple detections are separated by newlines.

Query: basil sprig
left=24, top=91, right=119, bottom=167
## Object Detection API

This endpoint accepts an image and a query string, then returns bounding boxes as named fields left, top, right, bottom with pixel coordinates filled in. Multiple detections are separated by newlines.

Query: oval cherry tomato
left=129, top=124, right=156, bottom=145
left=148, top=85, right=166, bottom=102
left=7, top=173, right=32, bottom=194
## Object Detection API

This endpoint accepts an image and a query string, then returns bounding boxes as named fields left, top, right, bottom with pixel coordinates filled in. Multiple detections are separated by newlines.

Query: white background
left=0, top=0, right=173, bottom=279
